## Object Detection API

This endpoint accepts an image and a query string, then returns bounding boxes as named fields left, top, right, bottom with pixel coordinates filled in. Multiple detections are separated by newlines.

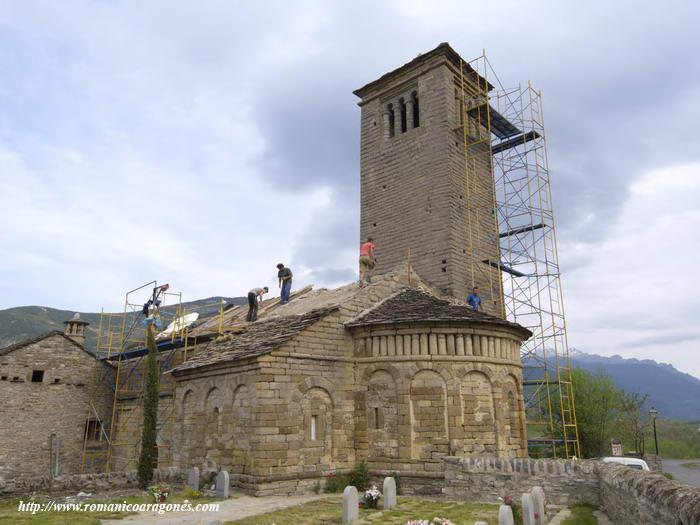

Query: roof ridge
left=0, top=330, right=87, bottom=357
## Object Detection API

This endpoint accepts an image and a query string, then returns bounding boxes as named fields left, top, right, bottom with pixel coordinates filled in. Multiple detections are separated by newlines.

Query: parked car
left=601, top=457, right=650, bottom=471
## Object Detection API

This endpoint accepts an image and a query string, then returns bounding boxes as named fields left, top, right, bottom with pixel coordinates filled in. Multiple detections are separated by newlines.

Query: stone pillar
left=383, top=111, right=391, bottom=139
left=63, top=313, right=89, bottom=346
left=406, top=99, right=415, bottom=129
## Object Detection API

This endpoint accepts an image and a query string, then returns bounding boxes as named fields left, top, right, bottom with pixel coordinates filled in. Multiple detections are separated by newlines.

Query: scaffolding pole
left=80, top=283, right=225, bottom=473
left=457, top=53, right=580, bottom=458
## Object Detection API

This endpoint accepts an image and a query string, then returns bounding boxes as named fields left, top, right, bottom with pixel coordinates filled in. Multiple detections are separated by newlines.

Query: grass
left=0, top=491, right=211, bottom=525
left=680, top=462, right=700, bottom=469
left=226, top=497, right=499, bottom=525
left=562, top=502, right=599, bottom=525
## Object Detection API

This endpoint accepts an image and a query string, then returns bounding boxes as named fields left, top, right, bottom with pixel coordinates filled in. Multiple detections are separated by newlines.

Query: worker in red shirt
left=359, top=237, right=375, bottom=287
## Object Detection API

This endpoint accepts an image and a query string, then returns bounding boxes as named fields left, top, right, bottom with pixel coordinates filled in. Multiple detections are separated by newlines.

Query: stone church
left=1, top=43, right=532, bottom=496
left=165, top=43, right=532, bottom=495
left=171, top=267, right=530, bottom=495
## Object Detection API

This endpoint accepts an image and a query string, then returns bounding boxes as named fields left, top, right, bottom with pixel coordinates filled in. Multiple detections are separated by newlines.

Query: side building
left=0, top=316, right=113, bottom=488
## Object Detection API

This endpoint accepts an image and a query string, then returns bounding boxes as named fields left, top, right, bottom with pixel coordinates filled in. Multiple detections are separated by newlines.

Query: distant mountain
left=0, top=296, right=245, bottom=352
left=568, top=350, right=700, bottom=421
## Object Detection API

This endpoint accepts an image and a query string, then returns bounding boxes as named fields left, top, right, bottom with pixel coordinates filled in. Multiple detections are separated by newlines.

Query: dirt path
left=101, top=493, right=329, bottom=525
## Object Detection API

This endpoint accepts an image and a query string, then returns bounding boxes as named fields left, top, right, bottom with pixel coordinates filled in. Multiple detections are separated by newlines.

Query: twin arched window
left=386, top=91, right=419, bottom=138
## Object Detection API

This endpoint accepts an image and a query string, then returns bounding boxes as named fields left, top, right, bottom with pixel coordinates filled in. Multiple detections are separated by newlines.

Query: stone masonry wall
left=0, top=467, right=184, bottom=496
left=599, top=463, right=700, bottom=525
left=171, top=270, right=418, bottom=496
left=353, top=323, right=527, bottom=463
left=442, top=457, right=601, bottom=506
left=0, top=335, right=114, bottom=483
left=443, top=457, right=700, bottom=525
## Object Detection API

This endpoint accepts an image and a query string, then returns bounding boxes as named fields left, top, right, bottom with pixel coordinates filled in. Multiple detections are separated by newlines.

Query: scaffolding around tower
left=457, top=52, right=581, bottom=458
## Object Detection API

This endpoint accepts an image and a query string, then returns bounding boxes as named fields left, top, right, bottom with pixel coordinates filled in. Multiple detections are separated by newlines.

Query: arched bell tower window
left=412, top=91, right=420, bottom=128
left=387, top=104, right=395, bottom=138
left=399, top=98, right=407, bottom=133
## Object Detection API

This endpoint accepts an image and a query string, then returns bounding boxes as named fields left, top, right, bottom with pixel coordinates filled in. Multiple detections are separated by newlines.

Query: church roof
left=0, top=330, right=95, bottom=358
left=345, top=288, right=532, bottom=338
left=171, top=306, right=339, bottom=374
left=353, top=42, right=492, bottom=99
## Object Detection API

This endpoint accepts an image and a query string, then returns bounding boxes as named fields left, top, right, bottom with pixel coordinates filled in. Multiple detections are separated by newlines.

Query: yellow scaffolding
left=456, top=52, right=580, bottom=458
left=80, top=283, right=227, bottom=473
left=455, top=53, right=505, bottom=318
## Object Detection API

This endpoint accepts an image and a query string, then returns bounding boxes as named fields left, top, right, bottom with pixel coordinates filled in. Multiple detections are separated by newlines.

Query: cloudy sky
left=1, top=1, right=699, bottom=377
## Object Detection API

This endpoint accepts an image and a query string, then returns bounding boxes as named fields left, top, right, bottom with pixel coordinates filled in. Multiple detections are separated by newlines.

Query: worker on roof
left=277, top=263, right=293, bottom=304
left=359, top=237, right=376, bottom=287
left=467, top=286, right=484, bottom=312
left=247, top=286, right=268, bottom=322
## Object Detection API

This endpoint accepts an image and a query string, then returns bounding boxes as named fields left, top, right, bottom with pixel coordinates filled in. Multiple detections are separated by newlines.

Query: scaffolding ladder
left=456, top=52, right=580, bottom=459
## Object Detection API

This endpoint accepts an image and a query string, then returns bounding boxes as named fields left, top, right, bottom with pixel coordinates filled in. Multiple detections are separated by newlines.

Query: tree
left=137, top=324, right=160, bottom=489
left=618, top=391, right=650, bottom=455
left=570, top=368, right=621, bottom=458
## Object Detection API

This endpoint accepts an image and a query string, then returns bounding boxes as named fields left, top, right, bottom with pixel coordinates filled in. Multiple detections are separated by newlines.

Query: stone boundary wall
left=442, top=457, right=600, bottom=506
left=0, top=468, right=185, bottom=496
left=599, top=463, right=700, bottom=525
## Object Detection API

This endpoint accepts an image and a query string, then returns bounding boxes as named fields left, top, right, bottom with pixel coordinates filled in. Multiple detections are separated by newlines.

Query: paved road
left=102, top=493, right=331, bottom=525
left=662, top=459, right=700, bottom=487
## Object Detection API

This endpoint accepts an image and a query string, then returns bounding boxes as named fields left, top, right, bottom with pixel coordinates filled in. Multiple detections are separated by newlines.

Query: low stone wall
left=599, top=463, right=700, bottom=525
left=0, top=468, right=185, bottom=496
left=442, top=457, right=601, bottom=506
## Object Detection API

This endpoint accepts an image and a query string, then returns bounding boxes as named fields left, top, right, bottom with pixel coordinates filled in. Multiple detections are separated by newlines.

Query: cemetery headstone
left=215, top=470, right=229, bottom=499
left=187, top=466, right=200, bottom=492
left=522, top=493, right=535, bottom=525
left=531, top=486, right=546, bottom=525
left=382, top=476, right=397, bottom=509
left=342, top=485, right=359, bottom=523
left=498, top=504, right=514, bottom=525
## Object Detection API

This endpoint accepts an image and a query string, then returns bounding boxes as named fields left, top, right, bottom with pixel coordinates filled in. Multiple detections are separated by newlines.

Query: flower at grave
left=431, top=518, right=456, bottom=525
left=148, top=484, right=170, bottom=503
left=361, top=485, right=382, bottom=509
left=404, top=521, right=430, bottom=525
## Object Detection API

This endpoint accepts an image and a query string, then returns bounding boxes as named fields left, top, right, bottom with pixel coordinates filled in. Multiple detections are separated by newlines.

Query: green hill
left=0, top=296, right=244, bottom=352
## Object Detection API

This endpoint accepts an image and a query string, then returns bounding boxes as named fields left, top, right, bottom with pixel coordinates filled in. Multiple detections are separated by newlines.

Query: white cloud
left=0, top=0, right=698, bottom=384
left=563, top=163, right=700, bottom=376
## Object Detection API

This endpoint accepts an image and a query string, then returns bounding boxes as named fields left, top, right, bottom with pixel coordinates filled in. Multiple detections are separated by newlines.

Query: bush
left=324, top=471, right=350, bottom=493
left=349, top=461, right=372, bottom=492
left=388, top=471, right=402, bottom=495
left=183, top=485, right=204, bottom=499
left=324, top=462, right=374, bottom=493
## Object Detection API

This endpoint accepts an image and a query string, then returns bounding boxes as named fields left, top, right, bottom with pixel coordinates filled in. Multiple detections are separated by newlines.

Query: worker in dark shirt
left=277, top=263, right=293, bottom=304
left=247, top=286, right=268, bottom=322
left=467, top=286, right=483, bottom=312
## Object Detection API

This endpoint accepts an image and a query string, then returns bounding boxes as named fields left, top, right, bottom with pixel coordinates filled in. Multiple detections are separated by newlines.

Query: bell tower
left=354, top=43, right=503, bottom=315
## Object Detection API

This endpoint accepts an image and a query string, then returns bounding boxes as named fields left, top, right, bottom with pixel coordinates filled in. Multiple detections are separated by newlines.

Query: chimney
left=63, top=313, right=89, bottom=346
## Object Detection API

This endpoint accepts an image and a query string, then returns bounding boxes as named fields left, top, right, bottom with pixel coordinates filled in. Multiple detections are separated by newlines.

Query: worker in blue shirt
left=467, top=286, right=484, bottom=312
